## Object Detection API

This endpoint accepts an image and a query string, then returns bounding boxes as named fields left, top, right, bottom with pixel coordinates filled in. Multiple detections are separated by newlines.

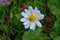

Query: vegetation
left=0, top=0, right=60, bottom=40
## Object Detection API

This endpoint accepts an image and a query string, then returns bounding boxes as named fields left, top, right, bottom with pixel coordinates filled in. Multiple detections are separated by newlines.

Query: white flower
left=20, top=6, right=44, bottom=30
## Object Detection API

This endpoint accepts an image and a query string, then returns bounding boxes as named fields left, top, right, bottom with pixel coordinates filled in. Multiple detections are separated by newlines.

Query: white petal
left=34, top=7, right=41, bottom=14
left=22, top=12, right=28, bottom=18
left=35, top=7, right=39, bottom=11
left=33, top=8, right=44, bottom=20
left=33, top=7, right=41, bottom=18
left=20, top=18, right=27, bottom=22
left=33, top=7, right=44, bottom=20
left=24, top=24, right=30, bottom=29
left=24, top=9, right=30, bottom=15
left=28, top=6, right=33, bottom=13
left=23, top=21, right=30, bottom=25
left=35, top=21, right=42, bottom=27
left=38, top=14, right=44, bottom=20
left=25, top=9, right=28, bottom=14
left=30, top=23, right=36, bottom=30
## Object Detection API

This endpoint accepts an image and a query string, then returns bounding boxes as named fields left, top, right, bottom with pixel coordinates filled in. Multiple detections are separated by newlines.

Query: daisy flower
left=20, top=6, right=44, bottom=30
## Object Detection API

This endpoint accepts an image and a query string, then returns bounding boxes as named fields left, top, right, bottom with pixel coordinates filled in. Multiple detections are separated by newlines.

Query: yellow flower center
left=28, top=13, right=37, bottom=22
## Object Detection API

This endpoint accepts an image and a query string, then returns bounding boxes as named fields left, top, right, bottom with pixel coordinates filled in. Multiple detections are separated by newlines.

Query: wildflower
left=20, top=6, right=44, bottom=30
left=0, top=0, right=12, bottom=6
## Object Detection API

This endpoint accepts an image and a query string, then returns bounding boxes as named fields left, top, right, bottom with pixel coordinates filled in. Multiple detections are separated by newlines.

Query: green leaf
left=10, top=17, right=18, bottom=25
left=0, top=25, right=9, bottom=33
left=9, top=28, right=18, bottom=35
left=50, top=31, right=58, bottom=39
left=15, top=13, right=22, bottom=19
left=54, top=20, right=60, bottom=35
left=10, top=12, right=13, bottom=19
left=1, top=34, right=11, bottom=40
left=48, top=0, right=60, bottom=20
left=0, top=39, right=1, bottom=40
left=22, top=28, right=48, bottom=40
left=53, top=36, right=60, bottom=40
